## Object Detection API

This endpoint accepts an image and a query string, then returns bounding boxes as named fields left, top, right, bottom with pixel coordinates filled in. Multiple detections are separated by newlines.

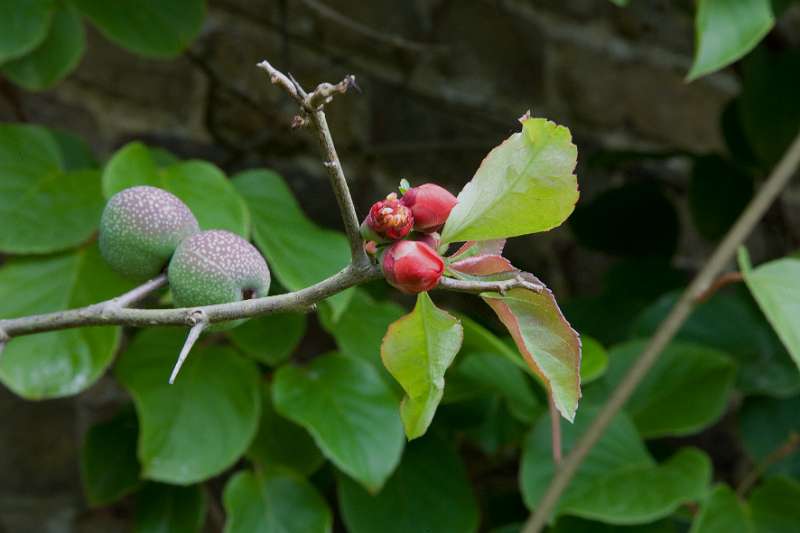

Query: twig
left=109, top=274, right=168, bottom=309
left=256, top=59, right=369, bottom=267
left=438, top=275, right=545, bottom=294
left=694, top=271, right=744, bottom=304
left=169, top=310, right=209, bottom=384
left=549, top=396, right=562, bottom=465
left=522, top=129, right=800, bottom=533
left=737, top=433, right=800, bottom=497
left=0, top=264, right=382, bottom=338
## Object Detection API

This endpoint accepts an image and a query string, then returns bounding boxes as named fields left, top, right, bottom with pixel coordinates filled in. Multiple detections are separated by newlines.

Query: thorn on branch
left=169, top=310, right=209, bottom=384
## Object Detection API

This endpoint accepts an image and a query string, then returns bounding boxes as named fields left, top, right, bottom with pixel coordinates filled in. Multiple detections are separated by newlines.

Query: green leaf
left=51, top=129, right=97, bottom=171
left=440, top=117, right=578, bottom=244
left=600, top=340, right=736, bottom=438
left=223, top=469, right=332, bottom=533
left=381, top=293, right=463, bottom=439
left=115, top=329, right=261, bottom=485
left=228, top=313, right=306, bottom=366
left=580, top=336, right=608, bottom=384
left=272, top=354, right=404, bottom=491
left=739, top=248, right=800, bottom=374
left=320, top=289, right=404, bottom=368
left=0, top=124, right=105, bottom=254
left=338, top=434, right=479, bottom=533
left=521, top=408, right=711, bottom=524
left=70, top=0, right=205, bottom=59
left=0, top=245, right=131, bottom=398
left=448, top=351, right=541, bottom=424
left=739, top=395, right=800, bottom=478
left=134, top=482, right=206, bottom=533
left=570, top=182, right=679, bottom=258
left=633, top=288, right=800, bottom=396
left=80, top=407, right=141, bottom=506
left=0, top=0, right=53, bottom=63
left=248, top=383, right=325, bottom=476
left=687, top=0, right=774, bottom=81
left=233, top=169, right=353, bottom=319
left=464, top=396, right=530, bottom=454
left=690, top=485, right=752, bottom=533
left=749, top=477, right=800, bottom=533
left=103, top=142, right=249, bottom=237
left=1, top=4, right=86, bottom=91
left=689, top=155, right=753, bottom=241
left=459, top=313, right=528, bottom=373
left=482, top=287, right=581, bottom=421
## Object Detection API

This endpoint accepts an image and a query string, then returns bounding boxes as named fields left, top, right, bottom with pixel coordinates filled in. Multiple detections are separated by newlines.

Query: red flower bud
left=381, top=240, right=444, bottom=294
left=401, top=183, right=457, bottom=233
left=412, top=231, right=441, bottom=252
left=361, top=193, right=414, bottom=241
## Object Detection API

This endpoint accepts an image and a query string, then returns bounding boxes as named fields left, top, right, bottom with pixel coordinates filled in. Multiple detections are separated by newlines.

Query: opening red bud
left=361, top=193, right=414, bottom=241
left=381, top=240, right=444, bottom=294
left=401, top=183, right=458, bottom=233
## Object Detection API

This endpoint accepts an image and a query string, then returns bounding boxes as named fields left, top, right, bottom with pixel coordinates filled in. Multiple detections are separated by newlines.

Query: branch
left=438, top=275, right=545, bottom=294
left=523, top=129, right=800, bottom=533
left=256, top=59, right=368, bottom=267
left=0, top=264, right=382, bottom=338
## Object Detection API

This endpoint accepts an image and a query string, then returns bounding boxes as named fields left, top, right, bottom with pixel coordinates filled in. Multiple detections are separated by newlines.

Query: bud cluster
left=360, top=181, right=458, bottom=294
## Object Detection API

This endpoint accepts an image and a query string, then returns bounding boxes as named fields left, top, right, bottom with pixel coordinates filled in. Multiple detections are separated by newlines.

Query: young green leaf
left=580, top=336, right=608, bottom=384
left=272, top=354, right=404, bottom=491
left=134, top=482, right=206, bottom=533
left=70, top=0, right=204, bottom=59
left=103, top=142, right=250, bottom=237
left=522, top=408, right=711, bottom=524
left=223, top=469, right=332, bottom=533
left=115, top=329, right=261, bottom=485
left=440, top=117, right=578, bottom=244
left=338, top=434, right=479, bottom=533
left=690, top=484, right=752, bottom=533
left=482, top=286, right=581, bottom=421
left=233, top=169, right=353, bottom=320
left=0, top=124, right=104, bottom=254
left=381, top=292, right=464, bottom=439
left=739, top=248, right=800, bottom=374
left=0, top=0, right=54, bottom=63
left=0, top=245, right=132, bottom=399
left=80, top=407, right=141, bottom=507
left=687, top=0, right=774, bottom=81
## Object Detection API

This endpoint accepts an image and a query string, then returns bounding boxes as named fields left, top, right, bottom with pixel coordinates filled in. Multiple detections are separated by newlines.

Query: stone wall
left=0, top=1, right=784, bottom=531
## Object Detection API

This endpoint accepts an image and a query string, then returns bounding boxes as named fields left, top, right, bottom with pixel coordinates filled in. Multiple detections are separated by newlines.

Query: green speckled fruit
left=99, top=186, right=199, bottom=280
left=168, top=230, right=271, bottom=310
